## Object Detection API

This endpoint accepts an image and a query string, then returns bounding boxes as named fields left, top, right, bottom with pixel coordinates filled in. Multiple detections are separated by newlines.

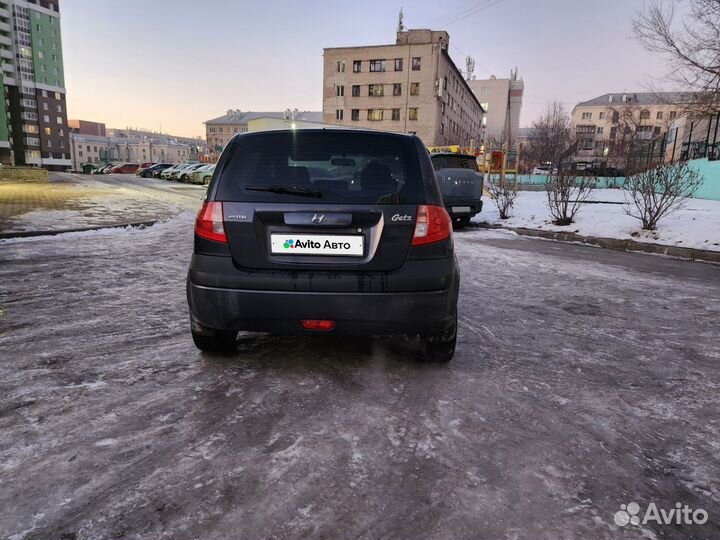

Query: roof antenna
left=397, top=6, right=405, bottom=32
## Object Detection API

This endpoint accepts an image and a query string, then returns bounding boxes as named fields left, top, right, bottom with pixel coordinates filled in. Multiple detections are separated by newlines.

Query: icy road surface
left=1, top=199, right=719, bottom=539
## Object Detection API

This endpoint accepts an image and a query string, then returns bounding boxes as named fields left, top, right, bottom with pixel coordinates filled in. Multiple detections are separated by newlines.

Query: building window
left=599, top=112, right=605, bottom=120
left=336, top=85, right=344, bottom=97
left=597, top=127, right=604, bottom=134
left=56, top=116, right=62, bottom=124
left=612, top=111, right=620, bottom=123
left=352, top=60, right=361, bottom=73
left=367, top=109, right=384, bottom=121
left=369, top=84, right=384, bottom=97
left=581, top=112, right=592, bottom=120
left=391, top=108, right=400, bottom=121
left=336, top=109, right=344, bottom=121
left=656, top=111, right=663, bottom=120
left=38, top=51, right=44, bottom=60
left=640, top=110, right=650, bottom=120
left=352, top=85, right=360, bottom=97
left=336, top=60, right=345, bottom=73
left=43, top=114, right=50, bottom=122
left=55, top=92, right=61, bottom=100
left=410, top=82, right=419, bottom=96
left=393, top=83, right=402, bottom=96
left=408, top=108, right=418, bottom=121
left=351, top=109, right=360, bottom=121
left=669, top=111, right=677, bottom=120
left=210, top=127, right=216, bottom=133
left=369, top=59, right=386, bottom=72
left=219, top=127, right=224, bottom=133
left=394, top=58, right=403, bottom=71
left=412, top=57, right=421, bottom=70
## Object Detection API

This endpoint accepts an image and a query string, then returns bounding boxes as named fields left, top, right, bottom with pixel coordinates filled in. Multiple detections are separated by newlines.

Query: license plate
left=452, top=206, right=472, bottom=213
left=270, top=234, right=364, bottom=256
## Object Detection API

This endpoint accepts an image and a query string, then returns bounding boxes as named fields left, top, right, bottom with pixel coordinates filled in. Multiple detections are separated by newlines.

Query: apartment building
left=467, top=69, right=524, bottom=143
left=0, top=0, right=70, bottom=169
left=204, top=110, right=323, bottom=154
left=570, top=92, right=689, bottom=166
left=68, top=119, right=106, bottom=137
left=322, top=29, right=485, bottom=148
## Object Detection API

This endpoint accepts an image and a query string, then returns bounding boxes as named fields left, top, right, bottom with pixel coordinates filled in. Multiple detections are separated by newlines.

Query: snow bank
left=474, top=189, right=720, bottom=252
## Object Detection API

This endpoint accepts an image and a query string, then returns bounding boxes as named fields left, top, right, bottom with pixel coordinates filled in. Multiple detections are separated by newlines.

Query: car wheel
left=422, top=312, right=457, bottom=362
left=192, top=333, right=237, bottom=352
left=454, top=216, right=471, bottom=229
left=191, top=316, right=237, bottom=352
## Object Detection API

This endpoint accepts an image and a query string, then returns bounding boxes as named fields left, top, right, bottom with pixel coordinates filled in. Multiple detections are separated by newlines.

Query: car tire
left=455, top=216, right=471, bottom=229
left=192, top=331, right=237, bottom=353
left=422, top=312, right=457, bottom=362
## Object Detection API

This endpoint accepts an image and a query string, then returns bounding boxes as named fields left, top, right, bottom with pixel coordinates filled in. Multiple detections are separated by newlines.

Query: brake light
left=195, top=201, right=227, bottom=243
left=411, top=205, right=452, bottom=246
left=301, top=320, right=336, bottom=331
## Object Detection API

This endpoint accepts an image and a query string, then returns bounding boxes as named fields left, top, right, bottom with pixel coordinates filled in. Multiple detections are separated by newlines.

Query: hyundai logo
left=310, top=214, right=326, bottom=224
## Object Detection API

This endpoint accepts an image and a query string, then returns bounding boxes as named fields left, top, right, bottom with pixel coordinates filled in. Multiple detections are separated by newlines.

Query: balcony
left=0, top=34, right=11, bottom=46
left=1, top=62, right=13, bottom=73
left=0, top=47, right=12, bottom=59
left=0, top=7, right=10, bottom=18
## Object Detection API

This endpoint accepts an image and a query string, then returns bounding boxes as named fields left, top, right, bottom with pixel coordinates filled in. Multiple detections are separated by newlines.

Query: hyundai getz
left=186, top=129, right=460, bottom=362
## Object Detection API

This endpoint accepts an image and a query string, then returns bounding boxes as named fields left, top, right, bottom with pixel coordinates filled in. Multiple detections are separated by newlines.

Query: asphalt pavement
left=1, top=176, right=719, bottom=540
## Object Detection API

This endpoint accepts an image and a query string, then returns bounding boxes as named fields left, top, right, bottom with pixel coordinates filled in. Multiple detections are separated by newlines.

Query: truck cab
left=430, top=152, right=483, bottom=227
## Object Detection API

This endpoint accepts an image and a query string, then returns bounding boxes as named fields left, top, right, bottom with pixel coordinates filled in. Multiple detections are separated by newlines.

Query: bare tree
left=486, top=179, right=519, bottom=220
left=623, top=161, right=703, bottom=230
left=545, top=172, right=598, bottom=226
left=633, top=1, right=720, bottom=113
left=526, top=102, right=573, bottom=169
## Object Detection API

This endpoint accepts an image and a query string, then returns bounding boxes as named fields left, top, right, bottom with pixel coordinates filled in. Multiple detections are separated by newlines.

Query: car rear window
left=430, top=154, right=479, bottom=172
left=215, top=131, right=424, bottom=204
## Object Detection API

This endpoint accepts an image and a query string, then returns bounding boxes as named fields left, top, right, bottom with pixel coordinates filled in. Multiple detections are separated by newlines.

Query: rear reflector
left=411, top=205, right=452, bottom=246
left=195, top=201, right=227, bottom=243
left=301, top=320, right=336, bottom=331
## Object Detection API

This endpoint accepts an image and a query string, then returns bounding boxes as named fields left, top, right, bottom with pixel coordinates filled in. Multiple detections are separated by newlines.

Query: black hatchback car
left=187, top=129, right=459, bottom=361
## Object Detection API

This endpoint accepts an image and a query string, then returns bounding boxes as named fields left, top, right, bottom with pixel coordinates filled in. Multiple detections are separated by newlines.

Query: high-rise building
left=0, top=0, right=70, bottom=169
left=468, top=70, right=524, bottom=144
left=322, top=29, right=485, bottom=148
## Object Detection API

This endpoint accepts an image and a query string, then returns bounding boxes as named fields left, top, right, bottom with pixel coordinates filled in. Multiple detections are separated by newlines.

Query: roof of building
left=576, top=92, right=696, bottom=107
left=70, top=133, right=190, bottom=146
left=205, top=111, right=323, bottom=125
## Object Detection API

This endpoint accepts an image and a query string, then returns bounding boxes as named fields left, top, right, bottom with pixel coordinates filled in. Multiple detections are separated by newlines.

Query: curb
left=474, top=223, right=720, bottom=264
left=0, top=220, right=157, bottom=240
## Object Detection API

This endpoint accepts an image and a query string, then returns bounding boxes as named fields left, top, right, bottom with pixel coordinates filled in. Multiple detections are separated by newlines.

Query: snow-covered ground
left=475, top=189, right=720, bottom=252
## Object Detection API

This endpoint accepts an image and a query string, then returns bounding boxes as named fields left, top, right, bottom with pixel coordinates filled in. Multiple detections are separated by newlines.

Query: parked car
left=532, top=163, right=558, bottom=175
left=177, top=163, right=208, bottom=182
left=135, top=162, right=157, bottom=176
left=430, top=152, right=483, bottom=227
left=187, top=129, right=459, bottom=361
left=93, top=164, right=115, bottom=174
left=160, top=163, right=188, bottom=180
left=110, top=163, right=140, bottom=174
left=190, top=164, right=216, bottom=185
left=141, top=163, right=173, bottom=178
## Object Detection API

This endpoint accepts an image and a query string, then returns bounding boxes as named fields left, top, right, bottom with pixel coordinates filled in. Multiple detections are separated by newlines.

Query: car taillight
left=195, top=201, right=227, bottom=243
left=301, top=320, right=336, bottom=331
left=411, top=205, right=452, bottom=246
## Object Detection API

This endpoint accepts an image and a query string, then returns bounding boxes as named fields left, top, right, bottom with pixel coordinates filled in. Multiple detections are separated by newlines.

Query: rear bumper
left=187, top=275, right=458, bottom=336
left=444, top=199, right=483, bottom=217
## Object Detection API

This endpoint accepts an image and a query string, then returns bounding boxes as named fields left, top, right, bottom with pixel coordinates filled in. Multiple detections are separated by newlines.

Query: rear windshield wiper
left=245, top=184, right=322, bottom=198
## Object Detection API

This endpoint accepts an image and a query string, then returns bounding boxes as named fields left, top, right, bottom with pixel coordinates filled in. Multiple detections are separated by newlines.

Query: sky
left=61, top=0, right=674, bottom=138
